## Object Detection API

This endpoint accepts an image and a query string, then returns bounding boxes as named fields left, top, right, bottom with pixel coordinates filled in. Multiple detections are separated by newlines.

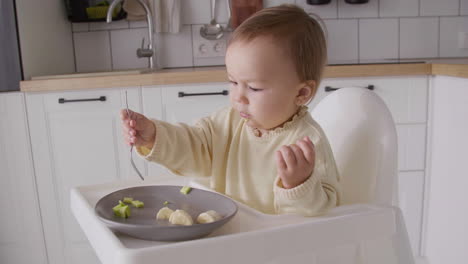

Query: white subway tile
left=296, top=0, right=338, bottom=19
left=379, top=0, right=419, bottom=17
left=129, top=20, right=148, bottom=28
left=89, top=19, right=129, bottom=31
left=359, top=19, right=398, bottom=62
left=265, top=0, right=295, bottom=8
left=74, top=31, right=112, bottom=72
left=156, top=25, right=193, bottom=68
left=400, top=17, right=439, bottom=59
left=110, top=28, right=149, bottom=70
left=181, top=0, right=211, bottom=25
left=324, top=19, right=358, bottom=64
left=338, top=0, right=378, bottom=19
left=462, top=0, right=468, bottom=15
left=440, top=17, right=468, bottom=57
left=420, top=0, right=459, bottom=16
left=72, top=23, right=89, bottom=32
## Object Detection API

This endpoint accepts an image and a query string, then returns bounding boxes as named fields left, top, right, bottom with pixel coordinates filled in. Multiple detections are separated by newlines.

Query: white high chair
left=70, top=88, right=415, bottom=264
left=311, top=87, right=398, bottom=206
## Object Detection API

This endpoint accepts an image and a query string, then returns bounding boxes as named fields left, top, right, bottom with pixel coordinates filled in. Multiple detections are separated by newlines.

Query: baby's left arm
left=274, top=136, right=340, bottom=216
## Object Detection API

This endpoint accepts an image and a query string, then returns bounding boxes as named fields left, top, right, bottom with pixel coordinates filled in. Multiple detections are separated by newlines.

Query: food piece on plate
left=163, top=201, right=169, bottom=205
left=123, top=197, right=133, bottom=203
left=156, top=206, right=174, bottom=220
left=169, top=209, right=193, bottom=226
left=180, top=186, right=192, bottom=195
left=131, top=200, right=144, bottom=208
left=113, top=201, right=131, bottom=218
left=197, top=210, right=222, bottom=224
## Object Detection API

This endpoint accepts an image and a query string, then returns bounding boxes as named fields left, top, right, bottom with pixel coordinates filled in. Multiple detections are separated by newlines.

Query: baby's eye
left=249, top=87, right=263, bottom=92
left=229, top=80, right=238, bottom=86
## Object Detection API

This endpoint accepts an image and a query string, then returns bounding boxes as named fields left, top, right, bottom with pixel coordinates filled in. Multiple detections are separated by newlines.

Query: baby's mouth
left=239, top=111, right=251, bottom=119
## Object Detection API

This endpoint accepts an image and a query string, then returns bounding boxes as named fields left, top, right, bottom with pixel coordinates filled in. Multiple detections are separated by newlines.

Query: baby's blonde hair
left=228, top=4, right=327, bottom=87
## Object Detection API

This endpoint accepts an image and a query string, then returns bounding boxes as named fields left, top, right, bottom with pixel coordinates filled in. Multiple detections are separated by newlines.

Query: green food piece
left=123, top=197, right=133, bottom=203
left=163, top=201, right=169, bottom=205
left=118, top=200, right=126, bottom=206
left=113, top=203, right=130, bottom=218
left=131, top=200, right=144, bottom=208
left=180, top=186, right=192, bottom=195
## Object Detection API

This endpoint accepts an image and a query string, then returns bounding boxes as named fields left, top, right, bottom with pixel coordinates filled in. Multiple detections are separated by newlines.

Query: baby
left=121, top=4, right=340, bottom=216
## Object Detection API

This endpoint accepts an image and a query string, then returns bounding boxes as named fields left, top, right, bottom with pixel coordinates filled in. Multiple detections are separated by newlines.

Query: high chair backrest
left=311, top=88, right=398, bottom=205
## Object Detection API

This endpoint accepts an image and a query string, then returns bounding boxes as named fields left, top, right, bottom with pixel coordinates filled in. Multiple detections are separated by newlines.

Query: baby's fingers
left=279, top=145, right=296, bottom=168
left=297, top=136, right=315, bottom=164
left=275, top=150, right=287, bottom=171
left=289, top=144, right=306, bottom=165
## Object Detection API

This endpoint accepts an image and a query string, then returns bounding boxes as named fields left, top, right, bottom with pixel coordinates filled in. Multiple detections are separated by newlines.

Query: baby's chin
left=244, top=119, right=275, bottom=131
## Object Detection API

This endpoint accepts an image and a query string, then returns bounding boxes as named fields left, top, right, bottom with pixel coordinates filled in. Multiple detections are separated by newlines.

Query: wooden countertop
left=20, top=63, right=468, bottom=92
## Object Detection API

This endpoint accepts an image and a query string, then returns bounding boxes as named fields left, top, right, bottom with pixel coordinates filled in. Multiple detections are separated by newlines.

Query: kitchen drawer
left=40, top=87, right=140, bottom=112
left=310, top=76, right=428, bottom=124
left=160, top=82, right=230, bottom=125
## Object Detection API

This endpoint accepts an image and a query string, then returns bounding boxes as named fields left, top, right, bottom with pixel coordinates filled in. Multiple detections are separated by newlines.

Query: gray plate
left=95, top=185, right=238, bottom=241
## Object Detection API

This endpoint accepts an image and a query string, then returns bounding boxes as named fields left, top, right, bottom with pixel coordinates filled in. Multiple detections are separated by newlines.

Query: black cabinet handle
left=325, top=85, right=374, bottom=92
left=58, top=96, right=106, bottom=104
left=178, top=90, right=229, bottom=98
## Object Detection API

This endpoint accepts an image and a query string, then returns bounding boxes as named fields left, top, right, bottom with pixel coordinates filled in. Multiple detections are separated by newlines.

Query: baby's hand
left=275, top=136, right=315, bottom=189
left=120, top=109, right=156, bottom=149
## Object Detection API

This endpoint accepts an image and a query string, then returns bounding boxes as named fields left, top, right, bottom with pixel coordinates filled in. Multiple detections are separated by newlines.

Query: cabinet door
left=161, top=83, right=230, bottom=124
left=425, top=76, right=468, bottom=263
left=0, top=93, right=47, bottom=264
left=26, top=88, right=142, bottom=264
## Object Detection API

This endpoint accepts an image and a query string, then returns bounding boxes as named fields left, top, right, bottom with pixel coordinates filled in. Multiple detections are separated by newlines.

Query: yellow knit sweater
left=137, top=106, right=340, bottom=216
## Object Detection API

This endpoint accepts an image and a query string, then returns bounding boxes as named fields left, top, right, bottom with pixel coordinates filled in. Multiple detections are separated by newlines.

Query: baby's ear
left=296, top=80, right=317, bottom=105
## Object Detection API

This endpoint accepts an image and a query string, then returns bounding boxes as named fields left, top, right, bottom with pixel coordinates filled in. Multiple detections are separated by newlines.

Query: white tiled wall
left=72, top=0, right=468, bottom=72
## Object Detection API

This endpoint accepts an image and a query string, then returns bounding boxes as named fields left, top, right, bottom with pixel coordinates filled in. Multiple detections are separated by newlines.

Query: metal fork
left=125, top=91, right=144, bottom=180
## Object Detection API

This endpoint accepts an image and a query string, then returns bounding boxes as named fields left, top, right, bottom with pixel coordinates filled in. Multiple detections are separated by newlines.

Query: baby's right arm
left=120, top=109, right=156, bottom=149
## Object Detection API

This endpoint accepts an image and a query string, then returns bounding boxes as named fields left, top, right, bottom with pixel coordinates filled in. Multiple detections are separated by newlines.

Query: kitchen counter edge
left=20, top=63, right=468, bottom=92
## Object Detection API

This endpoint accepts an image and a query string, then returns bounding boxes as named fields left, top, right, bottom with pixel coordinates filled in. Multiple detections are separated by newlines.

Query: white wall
left=425, top=75, right=468, bottom=263
left=68, top=0, right=468, bottom=73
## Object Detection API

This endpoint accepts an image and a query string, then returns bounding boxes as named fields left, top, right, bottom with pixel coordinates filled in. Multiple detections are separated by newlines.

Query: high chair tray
left=70, top=176, right=414, bottom=264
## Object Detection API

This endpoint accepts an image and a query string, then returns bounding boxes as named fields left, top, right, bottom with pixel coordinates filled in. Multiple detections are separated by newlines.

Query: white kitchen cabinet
left=25, top=88, right=143, bottom=264
left=425, top=76, right=468, bottom=264
left=310, top=76, right=429, bottom=259
left=0, top=92, right=47, bottom=264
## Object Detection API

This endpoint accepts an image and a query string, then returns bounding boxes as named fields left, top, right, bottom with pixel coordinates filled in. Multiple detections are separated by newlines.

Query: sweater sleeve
left=135, top=115, right=218, bottom=177
left=273, top=136, right=341, bottom=216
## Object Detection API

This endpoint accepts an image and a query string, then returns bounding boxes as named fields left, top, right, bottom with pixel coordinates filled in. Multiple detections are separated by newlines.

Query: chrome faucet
left=106, top=0, right=154, bottom=69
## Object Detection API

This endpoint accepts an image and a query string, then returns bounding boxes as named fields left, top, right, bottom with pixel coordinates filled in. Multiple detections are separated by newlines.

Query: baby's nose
left=232, top=89, right=248, bottom=104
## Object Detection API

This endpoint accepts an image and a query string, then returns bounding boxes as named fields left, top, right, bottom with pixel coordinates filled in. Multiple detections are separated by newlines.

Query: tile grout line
left=357, top=18, right=360, bottom=63
left=109, top=30, right=114, bottom=71
left=437, top=16, right=441, bottom=58
left=398, top=17, right=401, bottom=61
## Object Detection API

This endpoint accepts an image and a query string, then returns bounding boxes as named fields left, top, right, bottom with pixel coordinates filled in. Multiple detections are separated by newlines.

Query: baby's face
left=226, top=36, right=303, bottom=131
